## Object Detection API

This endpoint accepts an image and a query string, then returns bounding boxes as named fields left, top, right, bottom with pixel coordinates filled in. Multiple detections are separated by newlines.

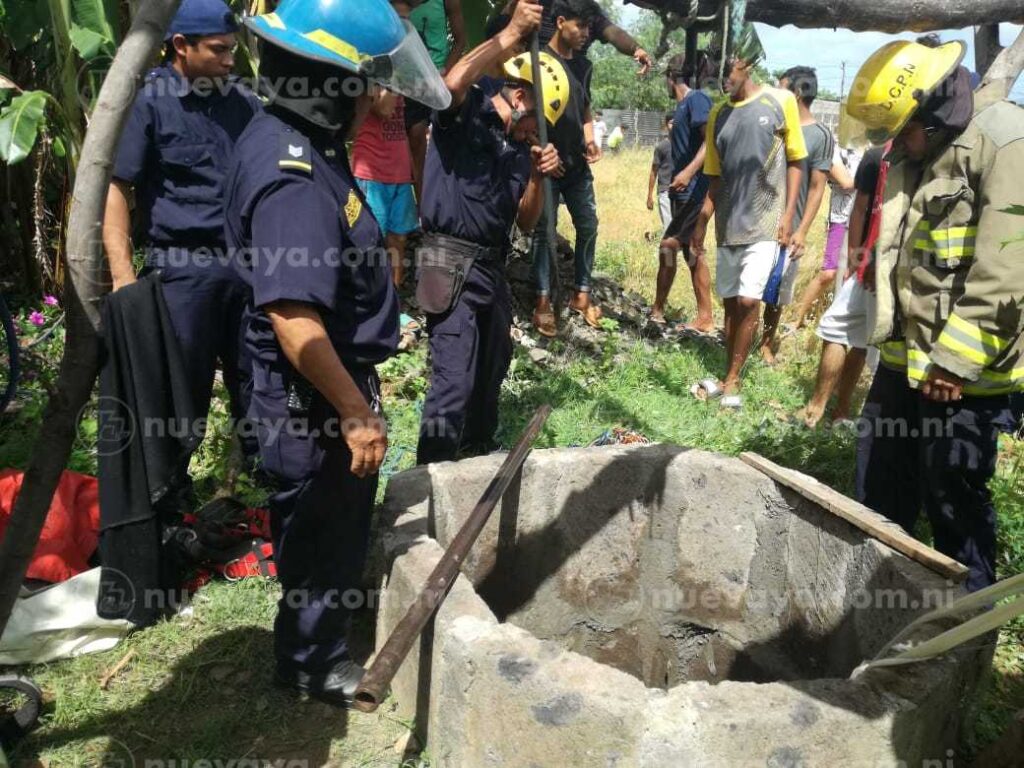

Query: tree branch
left=743, top=0, right=1023, bottom=33
left=977, top=25, right=1024, bottom=104
left=0, top=0, right=182, bottom=640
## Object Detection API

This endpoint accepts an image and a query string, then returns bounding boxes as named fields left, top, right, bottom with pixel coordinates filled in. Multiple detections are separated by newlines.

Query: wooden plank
left=740, top=452, right=969, bottom=583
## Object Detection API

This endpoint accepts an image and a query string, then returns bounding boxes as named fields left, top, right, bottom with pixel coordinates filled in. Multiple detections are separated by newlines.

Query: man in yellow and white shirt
left=690, top=54, right=807, bottom=408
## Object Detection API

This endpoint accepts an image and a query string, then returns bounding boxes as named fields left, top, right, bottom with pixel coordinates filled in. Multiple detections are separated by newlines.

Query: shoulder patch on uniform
left=343, top=189, right=363, bottom=228
left=974, top=101, right=1024, bottom=149
left=278, top=133, right=312, bottom=175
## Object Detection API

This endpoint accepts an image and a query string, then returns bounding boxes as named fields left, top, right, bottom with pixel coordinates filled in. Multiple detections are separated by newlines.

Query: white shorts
left=658, top=190, right=671, bottom=231
left=716, top=241, right=787, bottom=301
left=817, top=276, right=875, bottom=349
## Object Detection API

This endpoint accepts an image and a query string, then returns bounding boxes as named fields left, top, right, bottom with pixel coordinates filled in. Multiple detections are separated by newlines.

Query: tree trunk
left=745, top=0, right=1023, bottom=33
left=0, top=0, right=182, bottom=641
left=977, top=26, right=1024, bottom=104
left=975, top=24, right=1004, bottom=75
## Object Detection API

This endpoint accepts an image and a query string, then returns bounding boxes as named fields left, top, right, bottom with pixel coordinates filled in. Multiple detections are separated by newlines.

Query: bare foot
left=796, top=405, right=825, bottom=429
left=760, top=344, right=778, bottom=366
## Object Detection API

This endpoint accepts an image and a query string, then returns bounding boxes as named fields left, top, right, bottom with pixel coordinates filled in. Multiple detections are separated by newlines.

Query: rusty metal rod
left=354, top=405, right=552, bottom=712
left=529, top=31, right=562, bottom=319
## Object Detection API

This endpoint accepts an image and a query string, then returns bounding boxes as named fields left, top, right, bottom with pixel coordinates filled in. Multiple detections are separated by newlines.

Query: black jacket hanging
left=96, top=272, right=200, bottom=627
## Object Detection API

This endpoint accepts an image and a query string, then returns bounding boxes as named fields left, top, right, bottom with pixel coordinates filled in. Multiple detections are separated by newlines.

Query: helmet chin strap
left=501, top=89, right=535, bottom=127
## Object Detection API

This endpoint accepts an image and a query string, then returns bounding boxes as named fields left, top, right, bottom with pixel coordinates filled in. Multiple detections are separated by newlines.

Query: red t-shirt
left=352, top=95, right=413, bottom=184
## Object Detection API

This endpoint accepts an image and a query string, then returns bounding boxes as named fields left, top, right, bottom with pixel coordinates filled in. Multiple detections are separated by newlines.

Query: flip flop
left=676, top=324, right=722, bottom=346
left=720, top=394, right=743, bottom=411
left=570, top=303, right=603, bottom=329
left=676, top=322, right=715, bottom=334
left=689, top=378, right=723, bottom=402
left=532, top=309, right=557, bottom=338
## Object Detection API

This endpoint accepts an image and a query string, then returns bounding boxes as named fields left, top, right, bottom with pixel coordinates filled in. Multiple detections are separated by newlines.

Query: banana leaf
left=70, top=0, right=119, bottom=58
left=0, top=90, right=48, bottom=165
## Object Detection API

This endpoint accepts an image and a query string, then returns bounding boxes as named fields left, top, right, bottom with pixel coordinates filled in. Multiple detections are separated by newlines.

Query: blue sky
left=617, top=6, right=1023, bottom=103
left=753, top=23, right=1024, bottom=102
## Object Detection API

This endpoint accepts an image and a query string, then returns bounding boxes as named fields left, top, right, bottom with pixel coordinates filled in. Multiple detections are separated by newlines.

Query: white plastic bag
left=0, top=568, right=131, bottom=665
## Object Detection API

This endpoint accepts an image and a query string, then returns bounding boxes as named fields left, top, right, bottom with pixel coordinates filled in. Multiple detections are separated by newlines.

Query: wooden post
left=745, top=0, right=1023, bottom=33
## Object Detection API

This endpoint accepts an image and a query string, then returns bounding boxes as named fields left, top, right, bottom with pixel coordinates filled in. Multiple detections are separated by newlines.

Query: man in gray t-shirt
left=760, top=66, right=835, bottom=364
left=647, top=114, right=674, bottom=231
left=794, top=121, right=836, bottom=227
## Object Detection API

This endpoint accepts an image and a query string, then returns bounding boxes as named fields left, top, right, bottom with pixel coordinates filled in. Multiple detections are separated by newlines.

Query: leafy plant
left=1001, top=204, right=1024, bottom=250
left=0, top=0, right=125, bottom=291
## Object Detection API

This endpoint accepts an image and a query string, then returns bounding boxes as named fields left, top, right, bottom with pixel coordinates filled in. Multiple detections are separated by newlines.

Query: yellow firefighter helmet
left=846, top=40, right=966, bottom=144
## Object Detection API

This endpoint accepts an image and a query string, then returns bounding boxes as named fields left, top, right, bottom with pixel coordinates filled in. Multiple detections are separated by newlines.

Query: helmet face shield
left=360, top=20, right=451, bottom=111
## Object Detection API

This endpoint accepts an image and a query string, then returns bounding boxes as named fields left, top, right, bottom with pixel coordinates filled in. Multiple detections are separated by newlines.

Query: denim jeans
left=530, top=168, right=599, bottom=295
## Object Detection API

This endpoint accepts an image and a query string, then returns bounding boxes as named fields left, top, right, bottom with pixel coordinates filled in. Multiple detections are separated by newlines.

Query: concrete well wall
left=373, top=446, right=990, bottom=767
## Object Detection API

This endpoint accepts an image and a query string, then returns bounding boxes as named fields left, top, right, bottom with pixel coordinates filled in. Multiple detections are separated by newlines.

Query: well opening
left=428, top=446, right=940, bottom=691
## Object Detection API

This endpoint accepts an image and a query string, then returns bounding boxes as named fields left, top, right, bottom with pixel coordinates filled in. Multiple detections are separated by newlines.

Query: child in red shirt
left=352, top=85, right=417, bottom=286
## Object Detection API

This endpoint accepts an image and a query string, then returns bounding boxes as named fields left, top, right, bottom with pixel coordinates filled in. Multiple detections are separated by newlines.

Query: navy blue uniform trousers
left=418, top=259, right=513, bottom=464
left=250, top=357, right=381, bottom=670
left=148, top=256, right=253, bottom=455
left=856, top=364, right=1013, bottom=592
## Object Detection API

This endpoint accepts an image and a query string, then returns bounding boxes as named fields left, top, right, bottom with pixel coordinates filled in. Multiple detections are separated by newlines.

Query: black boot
left=274, top=658, right=366, bottom=708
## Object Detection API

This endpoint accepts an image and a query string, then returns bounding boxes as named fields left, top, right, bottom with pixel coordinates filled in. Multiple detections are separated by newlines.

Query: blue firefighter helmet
left=245, top=0, right=451, bottom=111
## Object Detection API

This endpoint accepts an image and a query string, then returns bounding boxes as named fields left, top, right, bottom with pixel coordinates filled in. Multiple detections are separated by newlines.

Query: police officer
left=415, top=0, right=562, bottom=464
left=847, top=41, right=1024, bottom=592
left=104, top=0, right=261, bottom=457
left=223, top=0, right=449, bottom=704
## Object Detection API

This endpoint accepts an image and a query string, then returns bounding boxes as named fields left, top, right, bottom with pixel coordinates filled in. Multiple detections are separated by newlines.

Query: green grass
left=2, top=149, right=1021, bottom=765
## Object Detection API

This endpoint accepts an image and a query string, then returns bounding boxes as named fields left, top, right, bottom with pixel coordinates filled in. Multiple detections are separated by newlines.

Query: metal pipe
left=529, top=32, right=562, bottom=319
left=353, top=405, right=552, bottom=712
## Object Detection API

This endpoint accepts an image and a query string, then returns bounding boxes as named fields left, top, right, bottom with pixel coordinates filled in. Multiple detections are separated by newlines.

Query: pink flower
left=29, top=311, right=45, bottom=327
left=43, top=295, right=58, bottom=306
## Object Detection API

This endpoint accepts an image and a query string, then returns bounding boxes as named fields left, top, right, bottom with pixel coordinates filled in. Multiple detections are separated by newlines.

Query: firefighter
left=104, top=0, right=261, bottom=459
left=848, top=40, right=1024, bottom=591
left=223, top=0, right=450, bottom=704
left=415, top=2, right=562, bottom=464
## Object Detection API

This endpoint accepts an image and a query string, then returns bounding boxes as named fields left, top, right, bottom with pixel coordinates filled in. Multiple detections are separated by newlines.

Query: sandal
left=689, top=378, right=723, bottom=402
left=532, top=308, right=557, bottom=338
left=570, top=303, right=603, bottom=328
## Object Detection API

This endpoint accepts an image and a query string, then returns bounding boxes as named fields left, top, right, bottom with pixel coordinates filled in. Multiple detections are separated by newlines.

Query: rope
left=851, top=572, right=1024, bottom=677
left=719, top=3, right=730, bottom=86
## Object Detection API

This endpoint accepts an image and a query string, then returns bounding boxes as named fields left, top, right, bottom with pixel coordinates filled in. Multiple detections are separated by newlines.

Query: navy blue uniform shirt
left=420, top=83, right=532, bottom=249
left=113, top=64, right=261, bottom=255
left=223, top=110, right=399, bottom=366
left=670, top=89, right=712, bottom=202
